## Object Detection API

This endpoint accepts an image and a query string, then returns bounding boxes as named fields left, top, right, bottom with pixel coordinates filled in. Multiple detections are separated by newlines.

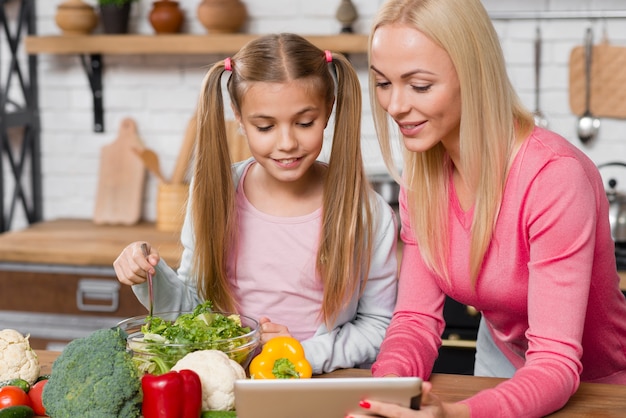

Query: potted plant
left=98, top=0, right=138, bottom=34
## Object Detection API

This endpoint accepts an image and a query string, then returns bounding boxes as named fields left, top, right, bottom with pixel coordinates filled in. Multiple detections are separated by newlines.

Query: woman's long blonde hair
left=192, top=33, right=373, bottom=326
left=369, top=0, right=533, bottom=283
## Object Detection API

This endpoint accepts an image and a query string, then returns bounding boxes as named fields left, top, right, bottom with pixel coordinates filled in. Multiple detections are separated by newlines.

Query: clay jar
left=149, top=0, right=184, bottom=34
left=197, top=0, right=247, bottom=34
left=55, top=0, right=98, bottom=35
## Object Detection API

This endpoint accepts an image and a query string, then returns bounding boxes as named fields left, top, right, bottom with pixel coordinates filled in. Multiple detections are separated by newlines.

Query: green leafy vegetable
left=129, top=301, right=253, bottom=375
left=201, top=410, right=237, bottom=418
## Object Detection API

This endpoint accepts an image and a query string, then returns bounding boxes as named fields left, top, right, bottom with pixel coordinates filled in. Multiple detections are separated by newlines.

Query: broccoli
left=42, top=327, right=142, bottom=418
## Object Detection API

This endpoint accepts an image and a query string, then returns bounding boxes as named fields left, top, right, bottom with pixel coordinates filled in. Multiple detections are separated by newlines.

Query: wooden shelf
left=24, top=33, right=368, bottom=132
left=25, top=34, right=369, bottom=55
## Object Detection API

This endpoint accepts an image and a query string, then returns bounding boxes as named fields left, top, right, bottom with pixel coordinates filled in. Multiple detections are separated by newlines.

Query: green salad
left=127, top=301, right=254, bottom=375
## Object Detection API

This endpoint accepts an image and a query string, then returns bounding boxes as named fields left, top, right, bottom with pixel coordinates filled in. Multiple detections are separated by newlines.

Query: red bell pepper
left=141, top=369, right=202, bottom=418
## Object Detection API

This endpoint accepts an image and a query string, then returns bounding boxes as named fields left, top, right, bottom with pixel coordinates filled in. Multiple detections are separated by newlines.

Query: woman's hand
left=348, top=381, right=470, bottom=418
left=258, top=316, right=292, bottom=344
left=113, top=241, right=160, bottom=286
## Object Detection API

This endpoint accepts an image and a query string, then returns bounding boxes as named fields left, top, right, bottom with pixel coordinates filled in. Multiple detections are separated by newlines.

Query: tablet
left=234, top=376, right=422, bottom=418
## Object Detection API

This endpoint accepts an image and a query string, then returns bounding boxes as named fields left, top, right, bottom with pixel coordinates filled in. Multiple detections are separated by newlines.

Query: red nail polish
left=359, top=400, right=371, bottom=409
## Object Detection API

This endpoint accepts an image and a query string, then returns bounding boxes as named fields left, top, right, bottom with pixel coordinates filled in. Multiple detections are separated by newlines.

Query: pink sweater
left=372, top=128, right=626, bottom=417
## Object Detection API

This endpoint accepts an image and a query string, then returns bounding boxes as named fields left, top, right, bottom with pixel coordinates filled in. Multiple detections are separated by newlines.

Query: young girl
left=114, top=33, right=398, bottom=374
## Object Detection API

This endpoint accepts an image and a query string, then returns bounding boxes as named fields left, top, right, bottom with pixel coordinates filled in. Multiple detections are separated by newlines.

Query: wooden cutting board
left=569, top=43, right=626, bottom=119
left=93, top=118, right=146, bottom=225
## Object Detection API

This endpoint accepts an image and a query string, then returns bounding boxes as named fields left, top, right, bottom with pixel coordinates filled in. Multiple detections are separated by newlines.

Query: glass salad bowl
left=117, top=308, right=260, bottom=375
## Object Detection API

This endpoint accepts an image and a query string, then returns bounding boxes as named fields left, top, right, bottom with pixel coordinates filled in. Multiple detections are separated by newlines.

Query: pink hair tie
left=224, top=57, right=232, bottom=71
left=324, top=50, right=333, bottom=63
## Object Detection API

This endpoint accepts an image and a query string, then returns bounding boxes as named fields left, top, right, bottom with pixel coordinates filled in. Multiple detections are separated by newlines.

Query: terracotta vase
left=197, top=0, right=247, bottom=34
left=100, top=3, right=132, bottom=34
left=149, top=0, right=184, bottom=34
left=55, top=0, right=98, bottom=36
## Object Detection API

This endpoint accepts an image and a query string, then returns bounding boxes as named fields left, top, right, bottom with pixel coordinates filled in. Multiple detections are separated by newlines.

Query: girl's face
left=236, top=79, right=330, bottom=185
left=370, top=23, right=462, bottom=153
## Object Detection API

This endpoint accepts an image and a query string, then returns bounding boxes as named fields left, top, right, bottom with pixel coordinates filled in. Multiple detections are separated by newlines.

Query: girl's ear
left=231, top=103, right=247, bottom=137
left=324, top=98, right=336, bottom=128
left=231, top=102, right=242, bottom=123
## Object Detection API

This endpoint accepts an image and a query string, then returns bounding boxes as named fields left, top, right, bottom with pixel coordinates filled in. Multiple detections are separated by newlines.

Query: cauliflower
left=0, top=329, right=40, bottom=385
left=172, top=349, right=246, bottom=411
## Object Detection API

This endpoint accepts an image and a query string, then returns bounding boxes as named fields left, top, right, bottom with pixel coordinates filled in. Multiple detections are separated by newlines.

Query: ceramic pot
left=100, top=3, right=132, bottom=34
left=197, top=0, right=247, bottom=34
left=335, top=0, right=358, bottom=33
left=149, top=0, right=184, bottom=34
left=55, top=0, right=98, bottom=35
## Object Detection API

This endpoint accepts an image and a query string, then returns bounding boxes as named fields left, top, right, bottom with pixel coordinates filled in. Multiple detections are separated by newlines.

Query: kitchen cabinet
left=0, top=219, right=182, bottom=350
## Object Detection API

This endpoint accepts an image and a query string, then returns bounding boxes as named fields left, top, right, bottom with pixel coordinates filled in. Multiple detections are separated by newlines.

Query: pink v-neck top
left=230, top=163, right=325, bottom=341
left=372, top=127, right=626, bottom=417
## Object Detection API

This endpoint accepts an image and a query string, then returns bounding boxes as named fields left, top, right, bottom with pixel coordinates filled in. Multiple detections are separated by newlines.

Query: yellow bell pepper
left=249, top=336, right=313, bottom=379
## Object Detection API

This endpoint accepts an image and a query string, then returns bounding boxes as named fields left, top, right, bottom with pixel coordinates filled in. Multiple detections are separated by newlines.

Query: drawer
left=433, top=345, right=476, bottom=375
left=0, top=263, right=148, bottom=350
left=0, top=263, right=146, bottom=317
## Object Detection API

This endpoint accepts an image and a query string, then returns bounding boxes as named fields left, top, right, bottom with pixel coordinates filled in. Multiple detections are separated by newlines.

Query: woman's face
left=235, top=79, right=330, bottom=185
left=370, top=23, right=462, bottom=153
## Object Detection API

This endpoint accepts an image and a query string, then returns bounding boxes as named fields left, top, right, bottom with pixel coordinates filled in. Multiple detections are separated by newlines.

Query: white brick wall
left=4, top=0, right=626, bottom=229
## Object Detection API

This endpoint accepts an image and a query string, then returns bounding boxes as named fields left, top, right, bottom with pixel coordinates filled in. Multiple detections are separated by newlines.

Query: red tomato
left=0, top=385, right=32, bottom=409
left=28, top=380, right=48, bottom=416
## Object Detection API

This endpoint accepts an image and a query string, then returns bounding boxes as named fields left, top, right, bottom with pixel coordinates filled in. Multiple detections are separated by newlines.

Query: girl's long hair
left=193, top=33, right=373, bottom=326
left=369, top=0, right=533, bottom=284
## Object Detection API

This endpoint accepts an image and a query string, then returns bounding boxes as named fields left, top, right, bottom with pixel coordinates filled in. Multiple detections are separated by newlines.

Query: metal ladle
left=533, top=27, right=548, bottom=128
left=577, top=27, right=601, bottom=144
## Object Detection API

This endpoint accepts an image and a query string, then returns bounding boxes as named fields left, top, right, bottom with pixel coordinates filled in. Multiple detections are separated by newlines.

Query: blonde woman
left=114, top=33, right=398, bottom=374
left=351, top=0, right=626, bottom=417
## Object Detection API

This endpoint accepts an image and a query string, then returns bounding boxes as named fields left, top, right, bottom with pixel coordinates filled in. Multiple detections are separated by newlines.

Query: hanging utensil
left=141, top=243, right=154, bottom=319
left=533, top=26, right=548, bottom=128
left=577, top=27, right=601, bottom=144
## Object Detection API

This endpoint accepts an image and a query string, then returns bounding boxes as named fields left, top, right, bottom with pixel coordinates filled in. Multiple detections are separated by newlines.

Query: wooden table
left=37, top=350, right=626, bottom=417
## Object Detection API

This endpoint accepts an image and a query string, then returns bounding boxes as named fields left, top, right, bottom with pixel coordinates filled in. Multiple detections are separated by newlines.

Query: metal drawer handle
left=466, top=305, right=479, bottom=317
left=76, top=279, right=120, bottom=312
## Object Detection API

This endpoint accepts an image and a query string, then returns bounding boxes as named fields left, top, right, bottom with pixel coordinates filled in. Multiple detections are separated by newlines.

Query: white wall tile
left=4, top=0, right=625, bottom=229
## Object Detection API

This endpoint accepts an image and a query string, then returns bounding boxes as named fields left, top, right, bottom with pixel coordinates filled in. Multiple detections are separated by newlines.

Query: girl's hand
left=113, top=241, right=160, bottom=286
left=348, top=381, right=470, bottom=418
left=258, top=316, right=292, bottom=344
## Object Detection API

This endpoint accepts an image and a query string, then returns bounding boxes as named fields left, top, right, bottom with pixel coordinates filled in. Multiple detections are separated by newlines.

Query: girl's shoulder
left=232, top=157, right=256, bottom=185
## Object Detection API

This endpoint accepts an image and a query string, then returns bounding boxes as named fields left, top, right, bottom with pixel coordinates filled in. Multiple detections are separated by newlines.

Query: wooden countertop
left=36, top=350, right=626, bottom=417
left=0, top=219, right=182, bottom=267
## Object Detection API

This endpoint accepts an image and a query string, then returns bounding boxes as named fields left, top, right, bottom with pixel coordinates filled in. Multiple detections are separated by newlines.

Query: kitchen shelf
left=24, top=34, right=368, bottom=132
left=24, top=33, right=369, bottom=55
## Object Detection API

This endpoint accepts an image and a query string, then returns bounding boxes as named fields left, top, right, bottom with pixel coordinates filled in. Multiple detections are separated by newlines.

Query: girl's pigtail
left=191, top=60, right=238, bottom=312
left=319, top=52, right=373, bottom=326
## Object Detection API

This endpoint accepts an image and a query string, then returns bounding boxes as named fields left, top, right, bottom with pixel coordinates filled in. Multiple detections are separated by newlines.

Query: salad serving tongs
left=141, top=243, right=154, bottom=319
